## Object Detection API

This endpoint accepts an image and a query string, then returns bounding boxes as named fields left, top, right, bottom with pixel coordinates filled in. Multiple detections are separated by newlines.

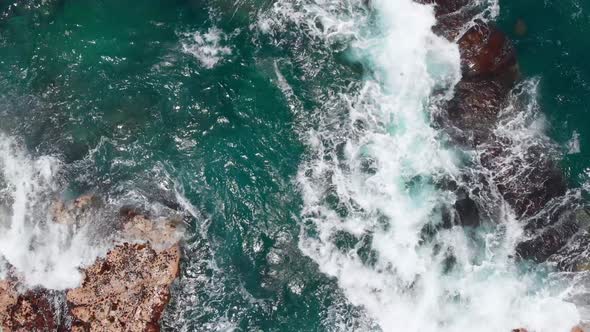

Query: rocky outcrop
left=0, top=279, right=64, bottom=331
left=427, top=0, right=573, bottom=251
left=67, top=243, right=180, bottom=332
left=0, top=196, right=183, bottom=332
left=458, top=22, right=518, bottom=80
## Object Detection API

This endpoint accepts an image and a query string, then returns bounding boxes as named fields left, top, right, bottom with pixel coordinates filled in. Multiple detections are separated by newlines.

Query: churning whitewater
left=0, top=0, right=588, bottom=330
left=0, top=135, right=106, bottom=290
left=288, top=0, right=581, bottom=331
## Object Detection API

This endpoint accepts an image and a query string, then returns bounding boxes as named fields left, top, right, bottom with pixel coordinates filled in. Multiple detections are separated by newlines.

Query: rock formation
left=424, top=0, right=589, bottom=329
left=0, top=279, right=63, bottom=331
left=0, top=196, right=183, bottom=331
left=67, top=243, right=180, bottom=332
left=426, top=0, right=575, bottom=253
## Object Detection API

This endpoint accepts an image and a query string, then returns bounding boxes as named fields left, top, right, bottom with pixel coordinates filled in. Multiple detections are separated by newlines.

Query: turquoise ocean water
left=499, top=0, right=590, bottom=188
left=0, top=0, right=589, bottom=331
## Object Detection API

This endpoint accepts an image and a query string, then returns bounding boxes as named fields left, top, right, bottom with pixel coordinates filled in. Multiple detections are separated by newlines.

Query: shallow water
left=0, top=0, right=588, bottom=331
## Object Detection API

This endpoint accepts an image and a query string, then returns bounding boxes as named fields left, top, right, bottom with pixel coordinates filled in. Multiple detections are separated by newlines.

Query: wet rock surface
left=457, top=21, right=518, bottom=80
left=430, top=0, right=582, bottom=268
left=0, top=196, right=183, bottom=331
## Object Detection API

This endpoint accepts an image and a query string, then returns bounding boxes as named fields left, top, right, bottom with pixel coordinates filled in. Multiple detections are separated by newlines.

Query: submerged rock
left=121, top=214, right=184, bottom=250
left=51, top=194, right=102, bottom=226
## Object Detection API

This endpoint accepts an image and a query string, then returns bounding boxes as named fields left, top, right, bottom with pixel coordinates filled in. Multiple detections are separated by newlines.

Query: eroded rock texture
left=0, top=279, right=65, bottom=331
left=428, top=0, right=581, bottom=268
left=66, top=243, right=180, bottom=332
left=0, top=195, right=182, bottom=332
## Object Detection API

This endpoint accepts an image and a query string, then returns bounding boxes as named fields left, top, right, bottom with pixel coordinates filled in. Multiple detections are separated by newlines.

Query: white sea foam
left=0, top=135, right=106, bottom=290
left=181, top=27, right=232, bottom=69
left=568, top=131, right=581, bottom=155
left=271, top=0, right=584, bottom=330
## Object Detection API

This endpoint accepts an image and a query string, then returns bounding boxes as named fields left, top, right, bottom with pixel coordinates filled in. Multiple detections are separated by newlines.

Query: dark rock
left=426, top=0, right=573, bottom=264
left=417, top=0, right=478, bottom=40
left=458, top=21, right=518, bottom=80
left=454, top=187, right=480, bottom=227
left=516, top=220, right=579, bottom=263
left=446, top=79, right=509, bottom=146
left=545, top=208, right=590, bottom=271
left=480, top=144, right=567, bottom=218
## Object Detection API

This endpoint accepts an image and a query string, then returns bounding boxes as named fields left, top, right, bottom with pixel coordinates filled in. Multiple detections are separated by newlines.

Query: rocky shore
left=423, top=0, right=590, bottom=272
left=0, top=0, right=589, bottom=331
left=423, top=0, right=590, bottom=330
left=0, top=197, right=183, bottom=331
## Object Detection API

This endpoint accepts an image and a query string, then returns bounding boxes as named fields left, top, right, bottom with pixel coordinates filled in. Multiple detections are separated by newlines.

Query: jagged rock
left=66, top=242, right=181, bottom=332
left=446, top=79, right=509, bottom=145
left=417, top=0, right=479, bottom=40
left=441, top=21, right=518, bottom=144
left=480, top=144, right=567, bottom=218
left=516, top=220, right=579, bottom=263
left=545, top=208, right=590, bottom=271
left=1, top=192, right=183, bottom=332
left=0, top=279, right=63, bottom=331
left=428, top=0, right=572, bottom=264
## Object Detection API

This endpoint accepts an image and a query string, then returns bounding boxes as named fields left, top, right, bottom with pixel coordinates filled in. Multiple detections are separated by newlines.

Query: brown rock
left=0, top=280, right=18, bottom=328
left=66, top=243, right=180, bottom=332
left=458, top=21, right=518, bottom=80
left=121, top=214, right=184, bottom=250
left=0, top=194, right=183, bottom=331
left=52, top=194, right=101, bottom=226
left=0, top=280, right=61, bottom=331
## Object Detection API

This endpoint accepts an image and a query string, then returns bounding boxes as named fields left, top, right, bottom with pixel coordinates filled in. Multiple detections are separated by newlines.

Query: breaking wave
left=0, top=135, right=106, bottom=290
left=269, top=0, right=584, bottom=330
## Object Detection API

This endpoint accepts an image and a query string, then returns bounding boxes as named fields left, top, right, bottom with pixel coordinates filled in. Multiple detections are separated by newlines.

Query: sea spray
left=284, top=0, right=583, bottom=330
left=0, top=135, right=105, bottom=290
